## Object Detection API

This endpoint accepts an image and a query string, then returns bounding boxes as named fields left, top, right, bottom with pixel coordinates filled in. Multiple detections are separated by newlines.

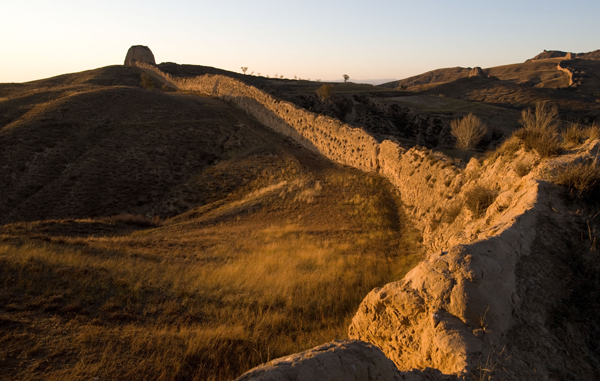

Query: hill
left=379, top=52, right=600, bottom=127
left=2, top=47, right=600, bottom=381
left=0, top=63, right=424, bottom=380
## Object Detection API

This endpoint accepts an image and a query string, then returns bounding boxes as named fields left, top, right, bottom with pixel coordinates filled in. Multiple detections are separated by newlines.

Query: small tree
left=451, top=113, right=488, bottom=151
left=316, top=84, right=333, bottom=113
left=316, top=84, right=333, bottom=103
left=241, top=67, right=248, bottom=75
left=343, top=74, right=349, bottom=83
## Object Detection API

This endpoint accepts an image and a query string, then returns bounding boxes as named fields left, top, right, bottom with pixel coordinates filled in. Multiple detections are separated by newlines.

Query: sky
left=1, top=0, right=599, bottom=84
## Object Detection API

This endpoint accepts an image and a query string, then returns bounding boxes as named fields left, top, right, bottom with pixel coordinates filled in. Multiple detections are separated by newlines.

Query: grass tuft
left=514, top=161, right=532, bottom=177
left=464, top=185, right=499, bottom=218
left=514, top=103, right=562, bottom=158
left=562, top=123, right=586, bottom=149
left=549, top=159, right=600, bottom=199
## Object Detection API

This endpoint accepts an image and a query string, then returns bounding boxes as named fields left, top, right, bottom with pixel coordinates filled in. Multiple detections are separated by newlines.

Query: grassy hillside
left=380, top=59, right=570, bottom=90
left=0, top=157, right=423, bottom=381
left=377, top=57, right=600, bottom=125
left=0, top=65, right=423, bottom=380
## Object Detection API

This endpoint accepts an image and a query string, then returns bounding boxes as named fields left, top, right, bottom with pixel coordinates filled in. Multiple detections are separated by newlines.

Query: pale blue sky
left=1, top=0, right=599, bottom=83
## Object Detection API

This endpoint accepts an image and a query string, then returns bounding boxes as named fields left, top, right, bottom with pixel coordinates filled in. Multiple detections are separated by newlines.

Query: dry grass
left=514, top=161, right=532, bottom=177
left=514, top=103, right=562, bottom=158
left=464, top=185, right=499, bottom=218
left=0, top=166, right=423, bottom=381
left=560, top=121, right=600, bottom=149
left=586, top=122, right=600, bottom=141
left=486, top=135, right=521, bottom=164
left=562, top=123, right=587, bottom=149
left=451, top=113, right=488, bottom=151
left=549, top=159, right=600, bottom=199
left=440, top=202, right=463, bottom=224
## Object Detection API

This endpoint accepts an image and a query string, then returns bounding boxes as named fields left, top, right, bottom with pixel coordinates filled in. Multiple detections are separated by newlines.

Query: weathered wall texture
left=133, top=61, right=578, bottom=379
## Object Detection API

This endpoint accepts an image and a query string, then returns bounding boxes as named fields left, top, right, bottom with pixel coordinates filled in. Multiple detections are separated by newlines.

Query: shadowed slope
left=0, top=74, right=323, bottom=223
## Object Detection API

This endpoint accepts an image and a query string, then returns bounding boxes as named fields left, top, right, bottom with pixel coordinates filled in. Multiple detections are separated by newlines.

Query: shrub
left=451, top=114, right=488, bottom=151
left=464, top=185, right=498, bottom=218
left=550, top=159, right=600, bottom=198
left=316, top=84, right=333, bottom=103
left=520, top=102, right=559, bottom=131
left=486, top=135, right=521, bottom=164
left=514, top=103, right=562, bottom=158
left=514, top=161, right=532, bottom=177
left=585, top=122, right=600, bottom=141
left=562, top=123, right=586, bottom=149
left=140, top=73, right=155, bottom=90
left=441, top=202, right=463, bottom=224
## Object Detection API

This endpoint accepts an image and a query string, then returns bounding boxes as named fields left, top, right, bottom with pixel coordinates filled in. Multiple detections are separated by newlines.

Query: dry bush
left=451, top=113, right=488, bottom=151
left=520, top=102, right=558, bottom=131
left=514, top=161, right=532, bottom=177
left=549, top=159, right=600, bottom=198
left=486, top=135, right=521, bottom=164
left=585, top=122, right=600, bottom=141
left=464, top=185, right=499, bottom=218
left=441, top=202, right=463, bottom=224
left=316, top=84, right=333, bottom=103
left=562, top=123, right=586, bottom=149
left=514, top=103, right=562, bottom=158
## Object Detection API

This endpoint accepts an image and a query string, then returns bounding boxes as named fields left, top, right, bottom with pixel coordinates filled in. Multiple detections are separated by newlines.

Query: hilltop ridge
left=527, top=48, right=600, bottom=61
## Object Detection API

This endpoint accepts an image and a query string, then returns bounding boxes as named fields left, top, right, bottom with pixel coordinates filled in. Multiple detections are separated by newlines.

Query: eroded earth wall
left=134, top=62, right=593, bottom=379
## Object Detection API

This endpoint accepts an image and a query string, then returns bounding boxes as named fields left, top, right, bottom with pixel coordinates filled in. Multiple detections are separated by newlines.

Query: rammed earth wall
left=135, top=62, right=561, bottom=378
left=137, top=62, right=457, bottom=244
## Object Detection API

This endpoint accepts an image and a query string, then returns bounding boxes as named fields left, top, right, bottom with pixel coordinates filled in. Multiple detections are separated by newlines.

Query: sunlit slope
left=378, top=57, right=600, bottom=121
left=381, top=59, right=570, bottom=90
left=0, top=65, right=423, bottom=380
left=0, top=142, right=422, bottom=381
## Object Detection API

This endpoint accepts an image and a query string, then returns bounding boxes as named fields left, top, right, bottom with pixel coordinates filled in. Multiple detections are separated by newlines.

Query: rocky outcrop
left=468, top=67, right=486, bottom=78
left=124, top=45, right=156, bottom=66
left=236, top=340, right=458, bottom=381
left=236, top=340, right=405, bottom=381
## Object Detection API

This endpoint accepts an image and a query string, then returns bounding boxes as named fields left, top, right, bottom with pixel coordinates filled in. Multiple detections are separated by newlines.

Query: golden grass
left=0, top=166, right=423, bottom=380
left=514, top=103, right=562, bottom=158
left=464, top=185, right=499, bottom=218
left=451, top=113, right=488, bottom=151
left=549, top=159, right=600, bottom=199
